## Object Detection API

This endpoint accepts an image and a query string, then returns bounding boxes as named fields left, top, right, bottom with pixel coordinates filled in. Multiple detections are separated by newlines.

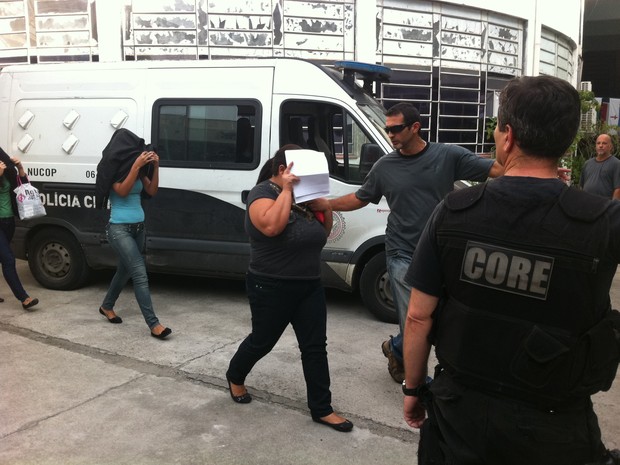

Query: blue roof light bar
left=334, top=61, right=392, bottom=96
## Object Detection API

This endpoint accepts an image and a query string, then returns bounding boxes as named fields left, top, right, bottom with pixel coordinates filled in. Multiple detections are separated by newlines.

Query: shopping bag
left=14, top=177, right=46, bottom=220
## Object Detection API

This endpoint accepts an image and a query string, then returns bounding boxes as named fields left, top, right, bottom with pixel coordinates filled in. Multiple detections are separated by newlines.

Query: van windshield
left=358, top=101, right=390, bottom=146
left=322, top=65, right=390, bottom=146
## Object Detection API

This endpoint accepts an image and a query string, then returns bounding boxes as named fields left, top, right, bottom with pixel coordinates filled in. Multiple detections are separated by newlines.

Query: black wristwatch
left=402, top=380, right=424, bottom=397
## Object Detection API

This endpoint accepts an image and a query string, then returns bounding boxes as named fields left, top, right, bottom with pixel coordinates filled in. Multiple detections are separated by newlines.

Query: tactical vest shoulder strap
left=559, top=186, right=612, bottom=222
left=444, top=183, right=486, bottom=211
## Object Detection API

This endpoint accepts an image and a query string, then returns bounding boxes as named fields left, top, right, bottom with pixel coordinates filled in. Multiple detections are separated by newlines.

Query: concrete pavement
left=1, top=260, right=619, bottom=465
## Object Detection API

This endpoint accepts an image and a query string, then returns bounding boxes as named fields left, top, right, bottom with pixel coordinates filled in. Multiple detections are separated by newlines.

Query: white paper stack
left=285, top=149, right=330, bottom=202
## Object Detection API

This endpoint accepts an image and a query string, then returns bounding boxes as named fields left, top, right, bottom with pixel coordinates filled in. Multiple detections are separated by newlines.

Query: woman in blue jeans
left=226, top=145, right=352, bottom=432
left=99, top=149, right=171, bottom=339
left=0, top=150, right=38, bottom=310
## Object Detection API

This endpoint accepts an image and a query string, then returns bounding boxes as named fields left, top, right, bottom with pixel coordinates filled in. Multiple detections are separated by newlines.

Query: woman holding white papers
left=226, top=144, right=353, bottom=432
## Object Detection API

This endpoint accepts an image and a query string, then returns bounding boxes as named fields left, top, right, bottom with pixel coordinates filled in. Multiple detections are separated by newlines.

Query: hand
left=307, top=198, right=331, bottom=213
left=404, top=396, right=427, bottom=429
left=149, top=151, right=159, bottom=167
left=281, top=161, right=299, bottom=192
left=10, top=157, right=26, bottom=176
left=0, top=161, right=5, bottom=176
left=557, top=167, right=571, bottom=184
left=134, top=151, right=157, bottom=169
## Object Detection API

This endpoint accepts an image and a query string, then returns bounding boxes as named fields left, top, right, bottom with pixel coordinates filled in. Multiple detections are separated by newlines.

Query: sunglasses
left=384, top=123, right=411, bottom=134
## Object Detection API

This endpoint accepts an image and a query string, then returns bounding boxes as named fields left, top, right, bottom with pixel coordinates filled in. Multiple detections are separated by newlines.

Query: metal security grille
left=376, top=0, right=524, bottom=154
left=0, top=0, right=97, bottom=65
left=123, top=0, right=355, bottom=61
left=435, top=12, right=485, bottom=149
left=0, top=0, right=29, bottom=64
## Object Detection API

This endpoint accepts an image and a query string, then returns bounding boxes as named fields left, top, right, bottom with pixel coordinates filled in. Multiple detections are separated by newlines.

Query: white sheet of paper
left=285, top=149, right=330, bottom=203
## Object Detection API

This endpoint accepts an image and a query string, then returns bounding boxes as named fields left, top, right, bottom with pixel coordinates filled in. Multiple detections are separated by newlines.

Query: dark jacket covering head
left=95, top=128, right=154, bottom=209
left=0, top=146, right=28, bottom=217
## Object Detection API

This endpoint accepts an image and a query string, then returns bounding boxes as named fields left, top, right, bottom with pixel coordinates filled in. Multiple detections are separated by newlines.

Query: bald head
left=595, top=134, right=613, bottom=160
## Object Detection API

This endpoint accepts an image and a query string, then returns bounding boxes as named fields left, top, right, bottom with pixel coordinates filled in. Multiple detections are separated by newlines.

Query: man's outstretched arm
left=329, top=192, right=369, bottom=211
left=488, top=160, right=504, bottom=178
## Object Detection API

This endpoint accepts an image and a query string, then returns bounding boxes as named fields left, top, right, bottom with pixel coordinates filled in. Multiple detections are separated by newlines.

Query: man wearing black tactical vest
left=402, top=75, right=620, bottom=465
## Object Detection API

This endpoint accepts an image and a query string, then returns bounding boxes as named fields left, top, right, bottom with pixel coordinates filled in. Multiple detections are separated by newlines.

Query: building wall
left=0, top=0, right=584, bottom=152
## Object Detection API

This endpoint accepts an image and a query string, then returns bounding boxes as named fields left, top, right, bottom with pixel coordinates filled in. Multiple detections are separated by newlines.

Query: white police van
left=0, top=58, right=397, bottom=322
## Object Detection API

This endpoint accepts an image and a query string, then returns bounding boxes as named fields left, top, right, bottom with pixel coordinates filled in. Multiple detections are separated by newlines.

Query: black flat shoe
left=0, top=296, right=4, bottom=302
left=312, top=416, right=354, bottom=433
left=151, top=327, right=171, bottom=339
left=226, top=376, right=252, bottom=404
left=22, top=298, right=39, bottom=310
left=99, top=307, right=122, bottom=323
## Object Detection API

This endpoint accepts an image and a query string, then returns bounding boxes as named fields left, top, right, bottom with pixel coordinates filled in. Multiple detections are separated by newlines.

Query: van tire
left=28, top=229, right=90, bottom=290
left=359, top=251, right=398, bottom=324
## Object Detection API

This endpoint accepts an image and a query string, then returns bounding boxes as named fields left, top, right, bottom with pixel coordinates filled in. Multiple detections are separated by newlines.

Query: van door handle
left=241, top=190, right=249, bottom=204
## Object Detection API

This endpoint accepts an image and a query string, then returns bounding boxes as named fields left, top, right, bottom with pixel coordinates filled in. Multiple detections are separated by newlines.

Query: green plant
left=485, top=116, right=497, bottom=143
left=483, top=116, right=497, bottom=157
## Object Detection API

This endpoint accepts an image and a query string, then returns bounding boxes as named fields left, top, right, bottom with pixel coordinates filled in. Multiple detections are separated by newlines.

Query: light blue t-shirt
left=109, top=179, right=144, bottom=224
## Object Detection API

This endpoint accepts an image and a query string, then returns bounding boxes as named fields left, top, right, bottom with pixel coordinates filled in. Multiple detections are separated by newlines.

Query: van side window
left=153, top=100, right=260, bottom=168
left=280, top=101, right=378, bottom=185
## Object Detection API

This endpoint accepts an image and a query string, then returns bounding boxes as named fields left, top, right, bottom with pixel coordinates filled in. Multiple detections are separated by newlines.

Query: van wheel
left=28, top=229, right=90, bottom=290
left=359, top=251, right=398, bottom=324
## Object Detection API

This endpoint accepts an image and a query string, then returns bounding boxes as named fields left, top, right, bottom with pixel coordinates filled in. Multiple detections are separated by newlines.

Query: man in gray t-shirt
left=329, top=102, right=502, bottom=383
left=579, top=134, right=620, bottom=200
left=356, top=142, right=494, bottom=256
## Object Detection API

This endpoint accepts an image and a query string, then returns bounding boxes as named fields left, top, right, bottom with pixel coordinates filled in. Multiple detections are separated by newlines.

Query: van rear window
left=153, top=99, right=260, bottom=169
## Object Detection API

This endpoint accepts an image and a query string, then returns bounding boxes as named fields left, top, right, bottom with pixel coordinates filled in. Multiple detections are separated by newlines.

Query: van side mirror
left=359, top=143, right=384, bottom=178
